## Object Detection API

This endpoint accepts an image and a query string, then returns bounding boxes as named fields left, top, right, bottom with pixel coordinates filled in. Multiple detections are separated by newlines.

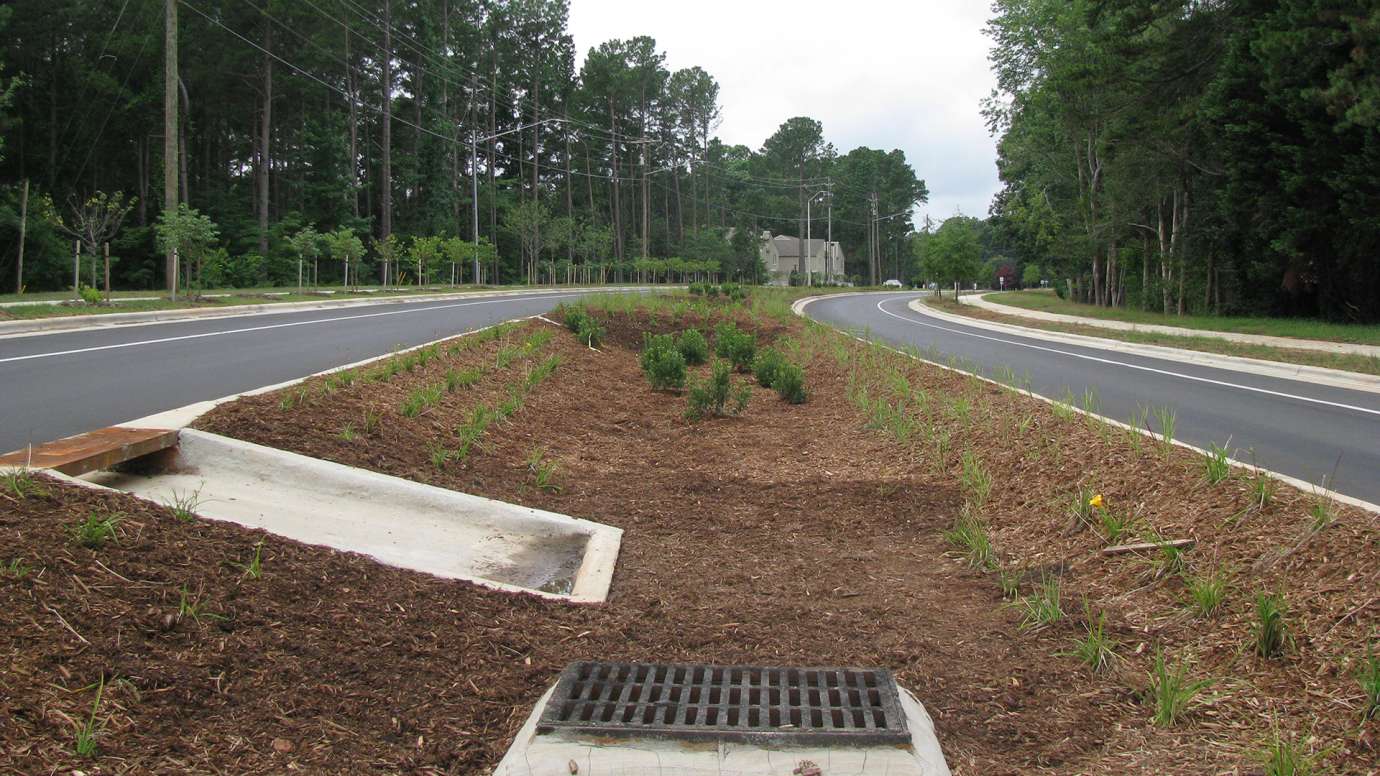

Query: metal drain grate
left=536, top=661, right=910, bottom=746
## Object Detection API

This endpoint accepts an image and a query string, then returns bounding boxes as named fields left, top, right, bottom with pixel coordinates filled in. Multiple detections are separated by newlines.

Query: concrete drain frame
left=538, top=660, right=909, bottom=746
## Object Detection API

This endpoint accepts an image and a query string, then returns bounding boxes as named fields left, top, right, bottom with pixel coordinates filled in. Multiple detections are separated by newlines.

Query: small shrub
left=774, top=363, right=807, bottom=404
left=72, top=511, right=122, bottom=549
left=1146, top=647, right=1212, bottom=726
left=1253, top=592, right=1294, bottom=659
left=753, top=348, right=787, bottom=388
left=1184, top=566, right=1229, bottom=618
left=78, top=285, right=103, bottom=305
left=688, top=282, right=705, bottom=296
left=713, top=322, right=757, bottom=372
left=1065, top=604, right=1117, bottom=673
left=640, top=334, right=687, bottom=391
left=686, top=360, right=750, bottom=420
left=721, top=282, right=747, bottom=301
left=676, top=329, right=709, bottom=365
left=1013, top=574, right=1064, bottom=630
left=705, top=284, right=720, bottom=298
left=576, top=315, right=605, bottom=348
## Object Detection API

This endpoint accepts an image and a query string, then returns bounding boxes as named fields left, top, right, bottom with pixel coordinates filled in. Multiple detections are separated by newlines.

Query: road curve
left=805, top=292, right=1380, bottom=505
left=0, top=290, right=614, bottom=455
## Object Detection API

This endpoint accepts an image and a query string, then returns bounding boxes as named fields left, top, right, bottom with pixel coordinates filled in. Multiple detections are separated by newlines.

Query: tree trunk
left=380, top=0, right=392, bottom=240
left=345, top=25, right=359, bottom=219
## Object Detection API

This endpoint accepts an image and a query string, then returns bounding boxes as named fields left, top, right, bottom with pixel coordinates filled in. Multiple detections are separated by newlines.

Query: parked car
left=882, top=279, right=903, bottom=288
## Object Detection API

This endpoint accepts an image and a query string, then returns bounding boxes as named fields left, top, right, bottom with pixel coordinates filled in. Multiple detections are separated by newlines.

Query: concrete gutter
left=910, top=296, right=1380, bottom=395
left=0, top=285, right=655, bottom=339
left=967, top=292, right=1380, bottom=358
left=793, top=293, right=1380, bottom=517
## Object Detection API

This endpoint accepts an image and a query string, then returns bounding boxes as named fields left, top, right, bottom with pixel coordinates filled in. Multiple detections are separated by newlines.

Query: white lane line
left=870, top=296, right=1380, bottom=419
left=0, top=293, right=585, bottom=365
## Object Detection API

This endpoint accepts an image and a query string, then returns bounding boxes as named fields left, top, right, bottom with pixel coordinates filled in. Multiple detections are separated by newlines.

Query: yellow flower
left=1089, top=494, right=1105, bottom=509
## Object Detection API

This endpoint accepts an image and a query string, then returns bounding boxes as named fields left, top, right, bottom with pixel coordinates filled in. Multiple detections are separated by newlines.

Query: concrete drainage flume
left=74, top=428, right=620, bottom=603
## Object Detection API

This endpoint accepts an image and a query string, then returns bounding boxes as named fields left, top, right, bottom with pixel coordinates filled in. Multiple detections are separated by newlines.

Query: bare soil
left=3, top=299, right=1376, bottom=774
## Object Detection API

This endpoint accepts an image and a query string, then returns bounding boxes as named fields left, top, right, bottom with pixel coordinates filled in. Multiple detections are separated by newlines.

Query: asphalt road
left=806, top=293, right=1380, bottom=505
left=0, top=290, right=608, bottom=455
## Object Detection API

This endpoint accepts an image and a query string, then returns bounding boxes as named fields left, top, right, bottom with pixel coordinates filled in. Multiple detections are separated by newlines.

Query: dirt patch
left=4, top=300, right=1377, bottom=774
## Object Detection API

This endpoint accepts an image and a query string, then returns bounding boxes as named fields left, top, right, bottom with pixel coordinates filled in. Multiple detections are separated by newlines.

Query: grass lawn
left=988, top=289, right=1380, bottom=346
left=925, top=297, right=1380, bottom=377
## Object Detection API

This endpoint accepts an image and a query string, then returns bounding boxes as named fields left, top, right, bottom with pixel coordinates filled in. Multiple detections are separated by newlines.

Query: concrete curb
left=0, top=286, right=654, bottom=339
left=793, top=294, right=1380, bottom=517
left=910, top=297, right=1380, bottom=395
left=968, top=293, right=1380, bottom=358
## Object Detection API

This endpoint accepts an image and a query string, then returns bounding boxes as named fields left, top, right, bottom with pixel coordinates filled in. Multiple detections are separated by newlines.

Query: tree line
left=984, top=0, right=1379, bottom=321
left=0, top=0, right=927, bottom=293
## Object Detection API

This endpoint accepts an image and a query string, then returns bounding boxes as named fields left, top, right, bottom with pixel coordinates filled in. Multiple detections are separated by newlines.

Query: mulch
left=2, top=299, right=1376, bottom=774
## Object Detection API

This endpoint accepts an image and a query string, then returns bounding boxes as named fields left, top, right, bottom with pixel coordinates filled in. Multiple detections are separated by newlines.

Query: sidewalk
left=964, top=293, right=1380, bottom=359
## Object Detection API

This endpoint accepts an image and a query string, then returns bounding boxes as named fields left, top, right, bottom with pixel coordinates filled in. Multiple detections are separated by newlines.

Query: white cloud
left=568, top=0, right=1001, bottom=223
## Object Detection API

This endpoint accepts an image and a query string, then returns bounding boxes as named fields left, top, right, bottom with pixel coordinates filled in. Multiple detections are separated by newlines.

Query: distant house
left=759, top=232, right=846, bottom=285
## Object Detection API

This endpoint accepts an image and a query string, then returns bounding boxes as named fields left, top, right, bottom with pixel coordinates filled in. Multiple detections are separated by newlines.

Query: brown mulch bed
left=3, top=300, right=1377, bottom=774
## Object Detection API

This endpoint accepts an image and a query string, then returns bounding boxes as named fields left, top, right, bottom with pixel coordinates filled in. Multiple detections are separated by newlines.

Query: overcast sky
left=567, top=0, right=1001, bottom=225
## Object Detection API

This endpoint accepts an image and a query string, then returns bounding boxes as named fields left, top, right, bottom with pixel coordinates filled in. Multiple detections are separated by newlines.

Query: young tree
left=508, top=200, right=550, bottom=285
left=52, top=191, right=136, bottom=291
left=286, top=226, right=321, bottom=288
left=324, top=228, right=364, bottom=289
left=1021, top=263, right=1042, bottom=288
left=153, top=203, right=219, bottom=293
left=372, top=234, right=402, bottom=287
left=408, top=235, right=443, bottom=286
left=921, top=217, right=983, bottom=298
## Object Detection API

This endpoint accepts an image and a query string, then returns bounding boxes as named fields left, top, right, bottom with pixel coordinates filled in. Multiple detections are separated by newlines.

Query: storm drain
left=536, top=661, right=909, bottom=746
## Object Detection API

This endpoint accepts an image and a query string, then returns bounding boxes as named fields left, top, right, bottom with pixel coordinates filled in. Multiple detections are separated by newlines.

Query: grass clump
left=943, top=510, right=995, bottom=570
left=686, top=360, right=751, bottom=421
left=641, top=333, right=687, bottom=391
left=959, top=451, right=993, bottom=510
left=1064, top=604, right=1118, bottom=673
left=72, top=511, right=122, bottom=549
left=3, top=557, right=33, bottom=580
left=401, top=383, right=444, bottom=418
left=4, top=469, right=51, bottom=499
left=73, top=675, right=105, bottom=758
left=526, top=447, right=561, bottom=493
left=713, top=322, right=757, bottom=372
left=676, top=329, right=710, bottom=365
left=1204, top=440, right=1232, bottom=484
left=1013, top=574, right=1064, bottom=630
left=176, top=583, right=224, bottom=624
left=1146, top=647, right=1212, bottom=726
left=1357, top=643, right=1380, bottom=721
left=445, top=367, right=483, bottom=392
left=773, top=362, right=808, bottom=404
left=1141, top=529, right=1189, bottom=578
left=1184, top=566, right=1230, bottom=618
left=1258, top=731, right=1326, bottom=776
left=233, top=540, right=265, bottom=580
left=1253, top=592, right=1294, bottom=659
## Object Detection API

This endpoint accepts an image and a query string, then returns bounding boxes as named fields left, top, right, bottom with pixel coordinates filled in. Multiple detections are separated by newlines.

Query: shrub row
left=688, top=282, right=748, bottom=300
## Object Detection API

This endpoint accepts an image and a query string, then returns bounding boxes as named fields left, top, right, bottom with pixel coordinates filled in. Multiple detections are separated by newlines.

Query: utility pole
left=868, top=193, right=878, bottom=286
left=380, top=0, right=392, bottom=241
left=471, top=129, right=480, bottom=285
left=825, top=185, right=833, bottom=282
left=16, top=179, right=28, bottom=294
left=641, top=143, right=650, bottom=258
left=164, top=0, right=179, bottom=299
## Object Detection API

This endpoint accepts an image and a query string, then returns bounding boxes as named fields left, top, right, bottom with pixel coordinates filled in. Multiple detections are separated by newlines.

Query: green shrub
left=713, top=322, right=756, bottom=372
left=774, top=362, right=807, bottom=404
left=78, top=285, right=102, bottom=305
left=560, top=303, right=590, bottom=333
left=686, top=360, right=751, bottom=420
left=1254, top=592, right=1294, bottom=659
left=676, top=329, right=710, bottom=365
left=640, top=334, right=686, bottom=391
left=753, top=348, right=786, bottom=388
left=688, top=282, right=705, bottom=296
left=721, top=282, right=747, bottom=301
left=705, top=284, right=720, bottom=298
left=1146, top=647, right=1212, bottom=726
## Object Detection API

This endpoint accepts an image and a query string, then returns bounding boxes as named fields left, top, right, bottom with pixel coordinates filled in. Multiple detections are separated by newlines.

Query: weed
left=676, top=329, right=710, bottom=365
left=1248, top=467, right=1278, bottom=512
left=1141, top=529, right=1189, bottom=578
left=278, top=386, right=309, bottom=410
left=337, top=423, right=358, bottom=442
left=233, top=540, right=264, bottom=580
left=1098, top=506, right=1133, bottom=544
left=686, top=360, right=751, bottom=420
left=641, top=333, right=687, bottom=391
left=73, top=675, right=105, bottom=757
left=164, top=486, right=205, bottom=522
left=1013, top=574, right=1064, bottom=630
left=943, top=510, right=996, bottom=570
left=362, top=410, right=381, bottom=435
left=997, top=568, right=1022, bottom=599
left=495, top=344, right=523, bottom=370
left=71, top=511, right=122, bottom=549
left=959, top=451, right=993, bottom=509
left=445, top=367, right=483, bottom=392
left=3, top=469, right=50, bottom=499
left=949, top=397, right=971, bottom=424
left=1064, top=603, right=1117, bottom=673
left=1309, top=493, right=1336, bottom=531
left=1204, top=440, right=1233, bottom=484
left=774, top=363, right=808, bottom=404
left=525, top=355, right=562, bottom=388
left=3, top=557, right=32, bottom=579
left=1146, top=647, right=1212, bottom=726
left=753, top=347, right=787, bottom=388
left=1357, top=643, right=1380, bottom=721
left=931, top=429, right=952, bottom=470
left=1253, top=591, right=1294, bottom=659
left=1017, top=413, right=1035, bottom=435
left=1080, top=386, right=1101, bottom=417
left=526, top=448, right=561, bottom=493
left=176, top=584, right=224, bottom=624
left=713, top=322, right=757, bottom=372
left=1068, top=486, right=1098, bottom=530
left=1051, top=389, right=1077, bottom=421
left=1184, top=566, right=1229, bottom=618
